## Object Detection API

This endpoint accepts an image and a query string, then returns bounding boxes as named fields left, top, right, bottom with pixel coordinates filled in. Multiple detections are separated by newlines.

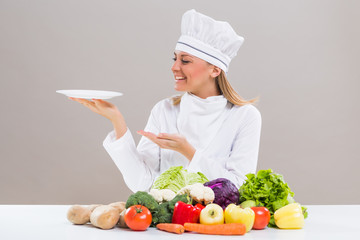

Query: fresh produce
left=152, top=194, right=189, bottom=224
left=156, top=223, right=185, bottom=234
left=251, top=207, right=271, bottom=230
left=172, top=201, right=202, bottom=225
left=224, top=204, right=255, bottom=232
left=118, top=209, right=128, bottom=228
left=239, top=169, right=308, bottom=226
left=199, top=203, right=224, bottom=225
left=240, top=200, right=256, bottom=209
left=149, top=189, right=176, bottom=203
left=152, top=166, right=208, bottom=193
left=108, top=201, right=126, bottom=213
left=194, top=203, right=205, bottom=210
left=153, top=201, right=176, bottom=225
left=184, top=223, right=246, bottom=235
left=177, top=183, right=215, bottom=205
left=90, top=205, right=120, bottom=230
left=67, top=201, right=126, bottom=229
left=274, top=203, right=304, bottom=229
left=204, top=178, right=239, bottom=209
left=125, top=191, right=159, bottom=215
left=67, top=204, right=101, bottom=224
left=124, top=205, right=152, bottom=231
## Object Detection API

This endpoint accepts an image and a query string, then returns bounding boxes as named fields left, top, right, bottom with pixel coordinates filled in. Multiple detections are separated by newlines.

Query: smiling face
left=171, top=50, right=222, bottom=99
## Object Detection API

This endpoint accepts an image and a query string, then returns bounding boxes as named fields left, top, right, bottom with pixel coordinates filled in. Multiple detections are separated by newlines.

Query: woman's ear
left=210, top=66, right=222, bottom=78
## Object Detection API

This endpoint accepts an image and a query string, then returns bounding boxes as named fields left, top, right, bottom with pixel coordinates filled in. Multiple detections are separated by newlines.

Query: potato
left=90, top=205, right=120, bottom=230
left=118, top=209, right=129, bottom=228
left=108, top=201, right=126, bottom=213
left=67, top=204, right=101, bottom=225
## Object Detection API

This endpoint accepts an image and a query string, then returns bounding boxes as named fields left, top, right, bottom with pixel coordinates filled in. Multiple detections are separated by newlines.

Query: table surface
left=0, top=205, right=359, bottom=240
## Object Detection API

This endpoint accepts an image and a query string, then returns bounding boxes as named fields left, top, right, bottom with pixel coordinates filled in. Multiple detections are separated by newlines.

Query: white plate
left=56, top=90, right=123, bottom=99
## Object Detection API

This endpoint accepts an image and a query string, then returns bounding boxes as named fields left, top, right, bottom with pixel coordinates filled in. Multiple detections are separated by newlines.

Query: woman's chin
left=174, top=85, right=187, bottom=92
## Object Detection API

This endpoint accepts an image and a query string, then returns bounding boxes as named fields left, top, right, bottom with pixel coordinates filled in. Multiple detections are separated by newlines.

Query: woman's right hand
left=69, top=97, right=127, bottom=139
left=68, top=97, right=120, bottom=121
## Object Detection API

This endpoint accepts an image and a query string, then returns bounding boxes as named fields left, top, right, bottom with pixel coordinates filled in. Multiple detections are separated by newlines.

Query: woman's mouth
left=175, top=76, right=187, bottom=82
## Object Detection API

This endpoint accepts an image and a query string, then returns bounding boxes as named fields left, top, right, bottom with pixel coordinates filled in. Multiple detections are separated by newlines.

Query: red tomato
left=251, top=207, right=271, bottom=230
left=124, top=205, right=152, bottom=231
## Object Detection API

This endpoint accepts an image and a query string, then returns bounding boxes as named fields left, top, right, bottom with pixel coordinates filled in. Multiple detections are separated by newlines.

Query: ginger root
left=67, top=204, right=101, bottom=225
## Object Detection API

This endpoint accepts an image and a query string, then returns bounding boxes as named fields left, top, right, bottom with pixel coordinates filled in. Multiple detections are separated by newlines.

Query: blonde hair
left=171, top=70, right=259, bottom=106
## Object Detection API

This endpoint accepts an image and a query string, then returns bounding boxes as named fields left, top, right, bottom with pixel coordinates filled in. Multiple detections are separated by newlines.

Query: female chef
left=69, top=9, right=262, bottom=192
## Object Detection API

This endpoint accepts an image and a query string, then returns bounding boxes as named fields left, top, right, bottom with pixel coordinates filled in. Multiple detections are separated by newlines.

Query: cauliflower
left=177, top=183, right=215, bottom=205
left=149, top=189, right=176, bottom=203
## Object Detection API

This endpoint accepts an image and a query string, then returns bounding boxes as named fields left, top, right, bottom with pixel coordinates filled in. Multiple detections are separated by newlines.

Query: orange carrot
left=156, top=223, right=185, bottom=234
left=184, top=223, right=246, bottom=235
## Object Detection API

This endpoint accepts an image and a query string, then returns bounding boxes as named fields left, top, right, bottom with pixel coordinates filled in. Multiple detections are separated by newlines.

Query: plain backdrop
left=0, top=0, right=359, bottom=205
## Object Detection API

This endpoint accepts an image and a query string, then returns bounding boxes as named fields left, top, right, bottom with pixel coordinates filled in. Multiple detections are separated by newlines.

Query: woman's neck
left=189, top=82, right=221, bottom=99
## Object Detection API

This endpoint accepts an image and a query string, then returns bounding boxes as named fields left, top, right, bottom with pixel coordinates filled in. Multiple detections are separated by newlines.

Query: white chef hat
left=175, top=9, right=244, bottom=74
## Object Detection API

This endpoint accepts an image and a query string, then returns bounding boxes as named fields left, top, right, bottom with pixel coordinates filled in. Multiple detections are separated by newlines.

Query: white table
left=0, top=205, right=359, bottom=240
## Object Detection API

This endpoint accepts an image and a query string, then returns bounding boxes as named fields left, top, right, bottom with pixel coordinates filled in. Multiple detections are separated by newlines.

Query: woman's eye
left=172, top=57, right=190, bottom=64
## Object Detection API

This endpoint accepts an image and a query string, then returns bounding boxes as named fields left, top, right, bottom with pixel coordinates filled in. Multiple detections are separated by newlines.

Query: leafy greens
left=239, top=169, right=308, bottom=227
left=152, top=166, right=208, bottom=193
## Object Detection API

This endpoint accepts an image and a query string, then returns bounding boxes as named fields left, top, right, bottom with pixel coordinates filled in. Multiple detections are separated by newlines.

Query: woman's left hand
left=137, top=130, right=196, bottom=161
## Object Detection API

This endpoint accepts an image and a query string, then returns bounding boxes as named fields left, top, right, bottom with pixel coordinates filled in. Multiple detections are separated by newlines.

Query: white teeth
left=175, top=77, right=186, bottom=80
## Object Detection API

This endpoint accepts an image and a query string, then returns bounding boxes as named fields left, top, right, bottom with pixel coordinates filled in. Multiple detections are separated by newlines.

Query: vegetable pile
left=124, top=190, right=191, bottom=226
left=66, top=168, right=308, bottom=235
left=239, top=169, right=308, bottom=227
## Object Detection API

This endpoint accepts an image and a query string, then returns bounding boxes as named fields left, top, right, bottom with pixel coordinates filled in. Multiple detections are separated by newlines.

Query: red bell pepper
left=172, top=201, right=202, bottom=225
left=195, top=203, right=205, bottom=210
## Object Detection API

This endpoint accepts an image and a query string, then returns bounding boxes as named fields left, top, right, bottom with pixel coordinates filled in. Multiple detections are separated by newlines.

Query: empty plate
left=56, top=90, right=123, bottom=99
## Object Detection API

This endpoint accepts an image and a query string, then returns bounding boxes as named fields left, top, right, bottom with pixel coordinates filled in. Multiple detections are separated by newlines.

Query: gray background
left=1, top=0, right=359, bottom=205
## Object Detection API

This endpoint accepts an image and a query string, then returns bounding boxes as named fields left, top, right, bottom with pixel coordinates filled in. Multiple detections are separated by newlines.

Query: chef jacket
left=103, top=92, right=262, bottom=193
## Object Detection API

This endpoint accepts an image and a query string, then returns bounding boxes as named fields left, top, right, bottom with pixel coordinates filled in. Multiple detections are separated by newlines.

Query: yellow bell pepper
left=274, top=203, right=304, bottom=229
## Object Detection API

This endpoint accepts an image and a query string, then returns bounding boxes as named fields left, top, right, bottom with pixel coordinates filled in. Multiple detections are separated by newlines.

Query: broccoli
left=151, top=194, right=190, bottom=226
left=125, top=191, right=159, bottom=214
left=168, top=194, right=190, bottom=211
left=152, top=202, right=172, bottom=225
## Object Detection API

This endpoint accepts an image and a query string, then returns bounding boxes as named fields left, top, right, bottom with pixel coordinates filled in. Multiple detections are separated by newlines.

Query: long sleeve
left=187, top=105, right=262, bottom=188
left=102, top=103, right=162, bottom=192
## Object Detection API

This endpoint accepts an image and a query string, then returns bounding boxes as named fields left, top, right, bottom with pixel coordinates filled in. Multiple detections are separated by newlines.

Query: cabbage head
left=152, top=166, right=208, bottom=193
left=204, top=178, right=240, bottom=209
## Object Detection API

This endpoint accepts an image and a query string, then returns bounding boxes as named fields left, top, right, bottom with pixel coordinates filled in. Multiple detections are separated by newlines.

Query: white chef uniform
left=103, top=92, right=261, bottom=192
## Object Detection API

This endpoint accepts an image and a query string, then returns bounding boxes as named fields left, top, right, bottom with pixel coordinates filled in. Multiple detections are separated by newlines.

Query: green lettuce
left=239, top=169, right=308, bottom=227
left=152, top=166, right=208, bottom=193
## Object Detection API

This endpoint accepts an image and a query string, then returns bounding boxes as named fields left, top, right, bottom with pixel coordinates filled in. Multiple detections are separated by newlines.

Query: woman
left=70, top=9, right=261, bottom=192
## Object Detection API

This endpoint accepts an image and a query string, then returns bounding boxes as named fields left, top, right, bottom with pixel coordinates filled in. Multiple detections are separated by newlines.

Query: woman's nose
left=171, top=59, right=181, bottom=72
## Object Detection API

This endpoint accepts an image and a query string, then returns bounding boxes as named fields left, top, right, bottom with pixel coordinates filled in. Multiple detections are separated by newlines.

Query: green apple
left=225, top=204, right=255, bottom=232
left=240, top=200, right=256, bottom=209
left=199, top=203, right=224, bottom=225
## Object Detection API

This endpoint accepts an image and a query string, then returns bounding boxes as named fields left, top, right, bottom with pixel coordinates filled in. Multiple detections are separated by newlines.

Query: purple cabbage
left=204, top=178, right=240, bottom=209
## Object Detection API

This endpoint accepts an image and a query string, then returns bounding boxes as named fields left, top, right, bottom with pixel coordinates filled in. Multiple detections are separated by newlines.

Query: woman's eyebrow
left=173, top=52, right=193, bottom=58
